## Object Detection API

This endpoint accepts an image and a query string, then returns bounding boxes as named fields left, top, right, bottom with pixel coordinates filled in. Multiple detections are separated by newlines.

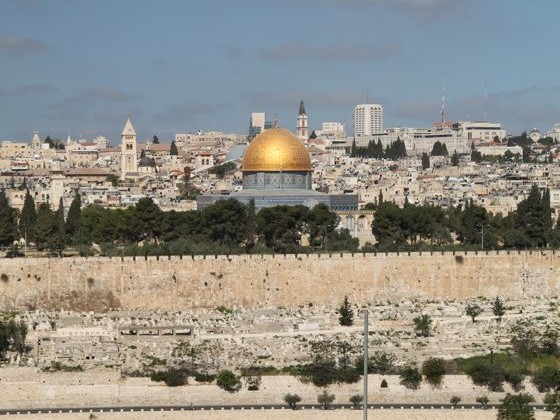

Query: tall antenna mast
left=366, top=88, right=369, bottom=104
left=483, top=78, right=488, bottom=121
left=440, top=80, right=446, bottom=124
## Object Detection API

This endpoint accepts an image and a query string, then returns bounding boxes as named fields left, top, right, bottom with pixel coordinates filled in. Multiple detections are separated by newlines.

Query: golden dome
left=242, top=128, right=311, bottom=172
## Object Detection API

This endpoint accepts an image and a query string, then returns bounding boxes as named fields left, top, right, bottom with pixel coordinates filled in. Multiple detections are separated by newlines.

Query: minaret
left=296, top=100, right=308, bottom=141
left=120, top=118, right=138, bottom=180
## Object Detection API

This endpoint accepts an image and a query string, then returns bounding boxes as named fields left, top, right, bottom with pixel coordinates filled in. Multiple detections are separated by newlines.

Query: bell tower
left=120, top=118, right=138, bottom=180
left=296, top=100, right=308, bottom=141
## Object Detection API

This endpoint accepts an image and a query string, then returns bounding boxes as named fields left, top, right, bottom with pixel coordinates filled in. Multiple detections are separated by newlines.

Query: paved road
left=0, top=403, right=550, bottom=416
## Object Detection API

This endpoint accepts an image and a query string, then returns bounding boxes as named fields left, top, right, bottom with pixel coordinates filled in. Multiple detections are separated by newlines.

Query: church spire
left=122, top=118, right=136, bottom=136
left=296, top=100, right=308, bottom=141
left=298, top=100, right=306, bottom=116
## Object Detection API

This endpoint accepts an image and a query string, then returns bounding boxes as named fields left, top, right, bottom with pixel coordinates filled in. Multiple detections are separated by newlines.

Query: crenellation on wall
left=1, top=251, right=560, bottom=311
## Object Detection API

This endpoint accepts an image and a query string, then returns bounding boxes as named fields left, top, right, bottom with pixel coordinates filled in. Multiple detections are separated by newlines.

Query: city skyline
left=1, top=0, right=559, bottom=141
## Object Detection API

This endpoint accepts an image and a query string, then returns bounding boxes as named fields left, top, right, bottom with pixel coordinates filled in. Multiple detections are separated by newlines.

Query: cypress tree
left=65, top=190, right=82, bottom=244
left=0, top=189, right=17, bottom=246
left=421, top=152, right=430, bottom=169
left=170, top=141, right=178, bottom=156
left=350, top=139, right=357, bottom=157
left=543, top=188, right=552, bottom=230
left=19, top=189, right=37, bottom=243
left=451, top=151, right=460, bottom=166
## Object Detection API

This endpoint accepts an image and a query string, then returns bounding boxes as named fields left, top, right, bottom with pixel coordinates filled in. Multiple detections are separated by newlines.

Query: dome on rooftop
left=241, top=128, right=311, bottom=172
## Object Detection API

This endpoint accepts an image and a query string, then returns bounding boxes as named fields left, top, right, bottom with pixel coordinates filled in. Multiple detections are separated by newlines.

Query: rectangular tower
left=354, top=104, right=383, bottom=137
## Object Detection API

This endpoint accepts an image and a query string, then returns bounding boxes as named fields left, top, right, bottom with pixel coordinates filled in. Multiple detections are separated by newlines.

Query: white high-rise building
left=354, top=104, right=383, bottom=136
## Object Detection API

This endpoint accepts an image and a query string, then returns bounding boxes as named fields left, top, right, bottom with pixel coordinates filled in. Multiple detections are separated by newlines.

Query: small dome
left=242, top=128, right=311, bottom=172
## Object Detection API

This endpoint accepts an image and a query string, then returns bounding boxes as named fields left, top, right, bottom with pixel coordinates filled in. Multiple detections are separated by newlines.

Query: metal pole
left=363, top=308, right=368, bottom=420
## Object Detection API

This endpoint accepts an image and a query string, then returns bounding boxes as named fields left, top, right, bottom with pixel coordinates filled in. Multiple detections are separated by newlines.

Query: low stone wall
left=0, top=250, right=559, bottom=311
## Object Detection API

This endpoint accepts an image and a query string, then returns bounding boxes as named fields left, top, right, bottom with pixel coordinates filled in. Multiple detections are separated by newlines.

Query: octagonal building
left=197, top=127, right=357, bottom=211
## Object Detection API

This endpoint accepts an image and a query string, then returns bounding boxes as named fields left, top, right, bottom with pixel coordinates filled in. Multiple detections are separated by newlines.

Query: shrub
left=399, top=365, right=422, bottom=390
left=150, top=368, right=187, bottom=387
left=450, top=395, right=461, bottom=407
left=504, top=371, right=525, bottom=391
left=532, top=366, right=560, bottom=393
left=194, top=373, right=216, bottom=383
left=216, top=369, right=240, bottom=392
left=380, top=379, right=388, bottom=388
left=422, top=358, right=446, bottom=387
left=544, top=391, right=560, bottom=419
left=413, top=314, right=432, bottom=337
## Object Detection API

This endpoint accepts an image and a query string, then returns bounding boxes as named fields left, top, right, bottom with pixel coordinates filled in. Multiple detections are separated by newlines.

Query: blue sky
left=1, top=0, right=559, bottom=142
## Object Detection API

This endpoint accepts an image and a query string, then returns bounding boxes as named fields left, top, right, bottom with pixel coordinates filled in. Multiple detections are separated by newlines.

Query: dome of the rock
left=241, top=127, right=311, bottom=172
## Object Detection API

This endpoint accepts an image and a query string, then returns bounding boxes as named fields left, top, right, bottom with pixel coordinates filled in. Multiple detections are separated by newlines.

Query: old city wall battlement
left=0, top=250, right=559, bottom=311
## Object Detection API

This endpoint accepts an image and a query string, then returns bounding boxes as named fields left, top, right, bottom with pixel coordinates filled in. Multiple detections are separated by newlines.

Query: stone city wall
left=0, top=251, right=559, bottom=311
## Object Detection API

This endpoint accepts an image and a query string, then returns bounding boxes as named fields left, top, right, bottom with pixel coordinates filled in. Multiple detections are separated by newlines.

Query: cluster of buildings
left=2, top=99, right=560, bottom=244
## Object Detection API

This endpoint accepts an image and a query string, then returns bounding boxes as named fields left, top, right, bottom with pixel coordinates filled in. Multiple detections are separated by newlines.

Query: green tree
left=371, top=202, right=405, bottom=247
left=133, top=197, right=163, bottom=243
left=216, top=369, right=240, bottom=392
left=431, top=141, right=449, bottom=156
left=152, top=135, right=159, bottom=144
left=170, top=140, right=178, bottom=156
left=492, top=297, right=506, bottom=321
left=34, top=203, right=57, bottom=252
left=19, top=189, right=37, bottom=243
left=349, top=394, right=364, bottom=408
left=466, top=303, right=483, bottom=322
left=0, top=189, right=17, bottom=246
left=44, top=135, right=54, bottom=148
left=516, top=184, right=547, bottom=247
left=450, top=395, right=461, bottom=407
left=202, top=199, right=248, bottom=247
left=451, top=151, right=460, bottom=166
left=413, top=314, right=433, bottom=337
left=245, top=199, right=257, bottom=249
left=350, top=139, right=357, bottom=157
left=422, top=358, right=446, bottom=387
left=0, top=319, right=28, bottom=358
left=544, top=391, right=560, bottom=420
left=307, top=203, right=338, bottom=249
left=337, top=296, right=354, bottom=326
left=497, top=393, right=534, bottom=420
left=317, top=390, right=335, bottom=409
left=65, top=190, right=82, bottom=245
left=256, top=205, right=308, bottom=252
left=283, top=393, right=301, bottom=410
left=421, top=152, right=430, bottom=169
left=476, top=396, right=489, bottom=408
